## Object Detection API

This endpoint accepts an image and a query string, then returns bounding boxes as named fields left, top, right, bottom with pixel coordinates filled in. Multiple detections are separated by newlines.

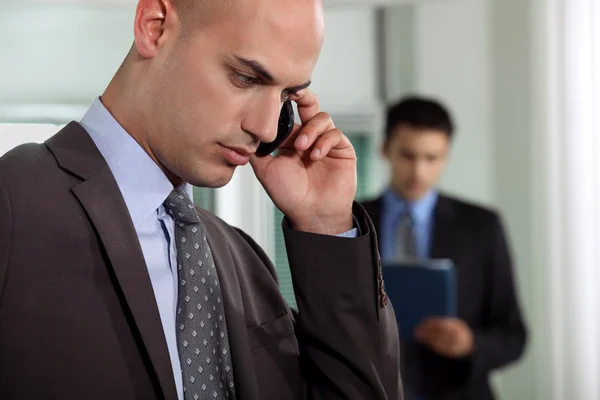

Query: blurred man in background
left=361, top=96, right=527, bottom=400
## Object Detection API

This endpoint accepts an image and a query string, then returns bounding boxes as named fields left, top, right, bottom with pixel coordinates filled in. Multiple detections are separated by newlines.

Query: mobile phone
left=255, top=100, right=295, bottom=157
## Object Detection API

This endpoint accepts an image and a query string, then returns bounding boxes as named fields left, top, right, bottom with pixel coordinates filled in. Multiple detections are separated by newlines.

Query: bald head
left=169, top=0, right=227, bottom=34
left=170, top=0, right=323, bottom=36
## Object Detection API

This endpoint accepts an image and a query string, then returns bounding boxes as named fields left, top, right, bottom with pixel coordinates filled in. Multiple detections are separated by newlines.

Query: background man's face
left=144, top=0, right=325, bottom=187
left=383, top=124, right=450, bottom=201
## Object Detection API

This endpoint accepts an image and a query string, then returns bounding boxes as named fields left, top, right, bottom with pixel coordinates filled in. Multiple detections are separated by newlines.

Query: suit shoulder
left=440, top=193, right=501, bottom=224
left=358, top=196, right=379, bottom=206
left=0, top=142, right=55, bottom=185
left=357, top=196, right=381, bottom=216
left=358, top=197, right=378, bottom=207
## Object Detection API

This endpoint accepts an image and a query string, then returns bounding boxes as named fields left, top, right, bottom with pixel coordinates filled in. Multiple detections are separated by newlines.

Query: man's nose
left=413, top=160, right=427, bottom=179
left=241, top=97, right=283, bottom=144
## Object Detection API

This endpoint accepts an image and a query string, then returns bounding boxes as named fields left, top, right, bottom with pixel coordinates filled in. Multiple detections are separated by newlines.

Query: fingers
left=416, top=318, right=447, bottom=337
left=308, top=129, right=350, bottom=160
left=292, top=89, right=321, bottom=125
left=291, top=112, right=353, bottom=160
left=248, top=152, right=275, bottom=181
left=415, top=318, right=456, bottom=344
left=274, top=90, right=354, bottom=161
left=415, top=318, right=472, bottom=358
left=277, top=123, right=304, bottom=151
left=293, top=112, right=335, bottom=151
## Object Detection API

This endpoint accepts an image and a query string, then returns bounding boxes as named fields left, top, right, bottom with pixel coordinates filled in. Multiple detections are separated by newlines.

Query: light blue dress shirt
left=80, top=97, right=357, bottom=400
left=380, top=188, right=438, bottom=262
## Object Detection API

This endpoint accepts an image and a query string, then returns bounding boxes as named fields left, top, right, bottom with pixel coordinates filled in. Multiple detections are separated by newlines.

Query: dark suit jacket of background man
left=361, top=194, right=527, bottom=400
left=0, top=122, right=403, bottom=400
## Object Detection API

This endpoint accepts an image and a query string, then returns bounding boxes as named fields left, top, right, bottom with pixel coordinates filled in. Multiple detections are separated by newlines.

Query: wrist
left=288, top=213, right=354, bottom=235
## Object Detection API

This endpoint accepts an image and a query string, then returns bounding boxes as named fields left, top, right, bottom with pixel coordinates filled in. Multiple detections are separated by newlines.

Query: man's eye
left=234, top=73, right=257, bottom=87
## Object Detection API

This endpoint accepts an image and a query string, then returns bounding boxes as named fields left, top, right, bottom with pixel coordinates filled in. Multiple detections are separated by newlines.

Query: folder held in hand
left=382, top=259, right=457, bottom=341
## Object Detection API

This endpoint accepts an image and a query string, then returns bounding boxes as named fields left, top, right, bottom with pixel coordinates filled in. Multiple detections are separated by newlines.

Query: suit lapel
left=430, top=195, right=459, bottom=261
left=46, top=123, right=178, bottom=400
left=198, top=212, right=259, bottom=400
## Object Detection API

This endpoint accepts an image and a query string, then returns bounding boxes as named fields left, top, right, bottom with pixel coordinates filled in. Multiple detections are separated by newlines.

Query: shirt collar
left=80, top=97, right=193, bottom=228
left=382, top=187, right=438, bottom=223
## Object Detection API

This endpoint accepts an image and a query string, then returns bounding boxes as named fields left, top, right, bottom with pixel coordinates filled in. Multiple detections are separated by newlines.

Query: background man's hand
left=250, top=90, right=357, bottom=235
left=414, top=317, right=475, bottom=358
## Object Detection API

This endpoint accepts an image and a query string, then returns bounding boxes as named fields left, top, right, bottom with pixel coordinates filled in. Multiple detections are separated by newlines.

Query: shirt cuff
left=335, top=215, right=361, bottom=238
left=336, top=228, right=358, bottom=238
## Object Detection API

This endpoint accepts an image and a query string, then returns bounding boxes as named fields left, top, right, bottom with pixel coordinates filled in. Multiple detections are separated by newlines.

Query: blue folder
left=382, top=259, right=457, bottom=341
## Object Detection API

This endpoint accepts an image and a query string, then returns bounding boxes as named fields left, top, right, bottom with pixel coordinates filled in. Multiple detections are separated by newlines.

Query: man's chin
left=403, top=187, right=428, bottom=201
left=187, top=168, right=236, bottom=189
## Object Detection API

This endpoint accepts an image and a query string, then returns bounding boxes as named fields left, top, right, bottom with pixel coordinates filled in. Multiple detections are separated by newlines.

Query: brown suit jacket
left=0, top=123, right=402, bottom=400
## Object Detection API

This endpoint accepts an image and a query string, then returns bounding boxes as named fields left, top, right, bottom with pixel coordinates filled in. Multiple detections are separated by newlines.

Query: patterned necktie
left=395, top=208, right=418, bottom=260
left=164, top=189, right=236, bottom=400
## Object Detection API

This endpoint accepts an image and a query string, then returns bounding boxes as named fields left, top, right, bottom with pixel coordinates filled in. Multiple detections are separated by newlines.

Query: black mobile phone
left=255, top=100, right=295, bottom=157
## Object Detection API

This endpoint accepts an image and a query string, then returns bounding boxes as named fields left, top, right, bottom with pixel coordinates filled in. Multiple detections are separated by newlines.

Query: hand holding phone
left=249, top=90, right=356, bottom=235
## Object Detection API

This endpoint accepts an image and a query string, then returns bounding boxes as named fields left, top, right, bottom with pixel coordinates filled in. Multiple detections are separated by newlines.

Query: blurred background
left=1, top=0, right=599, bottom=398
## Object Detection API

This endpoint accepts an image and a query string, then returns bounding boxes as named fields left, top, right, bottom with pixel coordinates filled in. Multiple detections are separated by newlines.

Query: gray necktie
left=164, top=189, right=236, bottom=400
left=395, top=209, right=418, bottom=260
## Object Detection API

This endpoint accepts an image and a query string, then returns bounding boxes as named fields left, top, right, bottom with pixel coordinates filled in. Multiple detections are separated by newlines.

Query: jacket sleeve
left=0, top=173, right=11, bottom=301
left=469, top=213, right=528, bottom=380
left=283, top=201, right=403, bottom=400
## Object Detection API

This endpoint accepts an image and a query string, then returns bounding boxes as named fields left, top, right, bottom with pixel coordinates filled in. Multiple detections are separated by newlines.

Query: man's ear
left=133, top=0, right=178, bottom=58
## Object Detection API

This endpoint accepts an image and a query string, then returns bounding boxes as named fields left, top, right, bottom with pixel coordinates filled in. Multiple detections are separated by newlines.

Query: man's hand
left=414, top=317, right=474, bottom=358
left=250, top=90, right=356, bottom=235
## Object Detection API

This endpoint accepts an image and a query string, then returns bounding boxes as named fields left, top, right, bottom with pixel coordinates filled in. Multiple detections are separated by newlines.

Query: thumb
left=249, top=153, right=274, bottom=183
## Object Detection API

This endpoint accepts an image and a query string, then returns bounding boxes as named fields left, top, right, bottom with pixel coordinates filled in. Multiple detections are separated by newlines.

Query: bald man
left=0, top=1, right=402, bottom=399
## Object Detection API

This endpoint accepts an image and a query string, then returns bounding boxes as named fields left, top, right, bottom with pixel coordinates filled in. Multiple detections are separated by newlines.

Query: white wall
left=490, top=0, right=537, bottom=398
left=380, top=0, right=495, bottom=206
left=0, top=3, right=135, bottom=114
left=414, top=0, right=494, bottom=206
left=312, top=6, right=380, bottom=113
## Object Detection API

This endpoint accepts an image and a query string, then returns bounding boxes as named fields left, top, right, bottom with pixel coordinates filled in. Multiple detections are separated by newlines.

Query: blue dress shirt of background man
left=361, top=96, right=528, bottom=400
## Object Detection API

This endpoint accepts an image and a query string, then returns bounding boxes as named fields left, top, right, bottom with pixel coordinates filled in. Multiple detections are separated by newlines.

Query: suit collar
left=79, top=97, right=178, bottom=229
left=45, top=123, right=179, bottom=400
left=45, top=121, right=108, bottom=180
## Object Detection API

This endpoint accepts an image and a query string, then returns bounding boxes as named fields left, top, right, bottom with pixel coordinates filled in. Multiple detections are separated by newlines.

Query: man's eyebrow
left=234, top=56, right=311, bottom=93
left=287, top=81, right=312, bottom=95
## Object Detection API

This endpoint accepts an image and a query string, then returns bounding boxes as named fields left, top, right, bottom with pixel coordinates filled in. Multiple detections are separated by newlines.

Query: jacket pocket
left=247, top=310, right=295, bottom=349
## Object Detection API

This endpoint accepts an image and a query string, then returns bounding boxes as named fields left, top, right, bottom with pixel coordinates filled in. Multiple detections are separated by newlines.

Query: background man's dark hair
left=385, top=95, right=455, bottom=141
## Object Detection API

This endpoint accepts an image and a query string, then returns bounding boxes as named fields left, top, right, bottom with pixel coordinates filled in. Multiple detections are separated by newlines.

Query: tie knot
left=401, top=207, right=414, bottom=222
left=164, top=189, right=198, bottom=224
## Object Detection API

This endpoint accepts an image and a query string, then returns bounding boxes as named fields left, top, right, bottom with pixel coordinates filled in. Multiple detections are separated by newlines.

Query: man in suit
left=361, top=96, right=527, bottom=400
left=0, top=0, right=402, bottom=399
